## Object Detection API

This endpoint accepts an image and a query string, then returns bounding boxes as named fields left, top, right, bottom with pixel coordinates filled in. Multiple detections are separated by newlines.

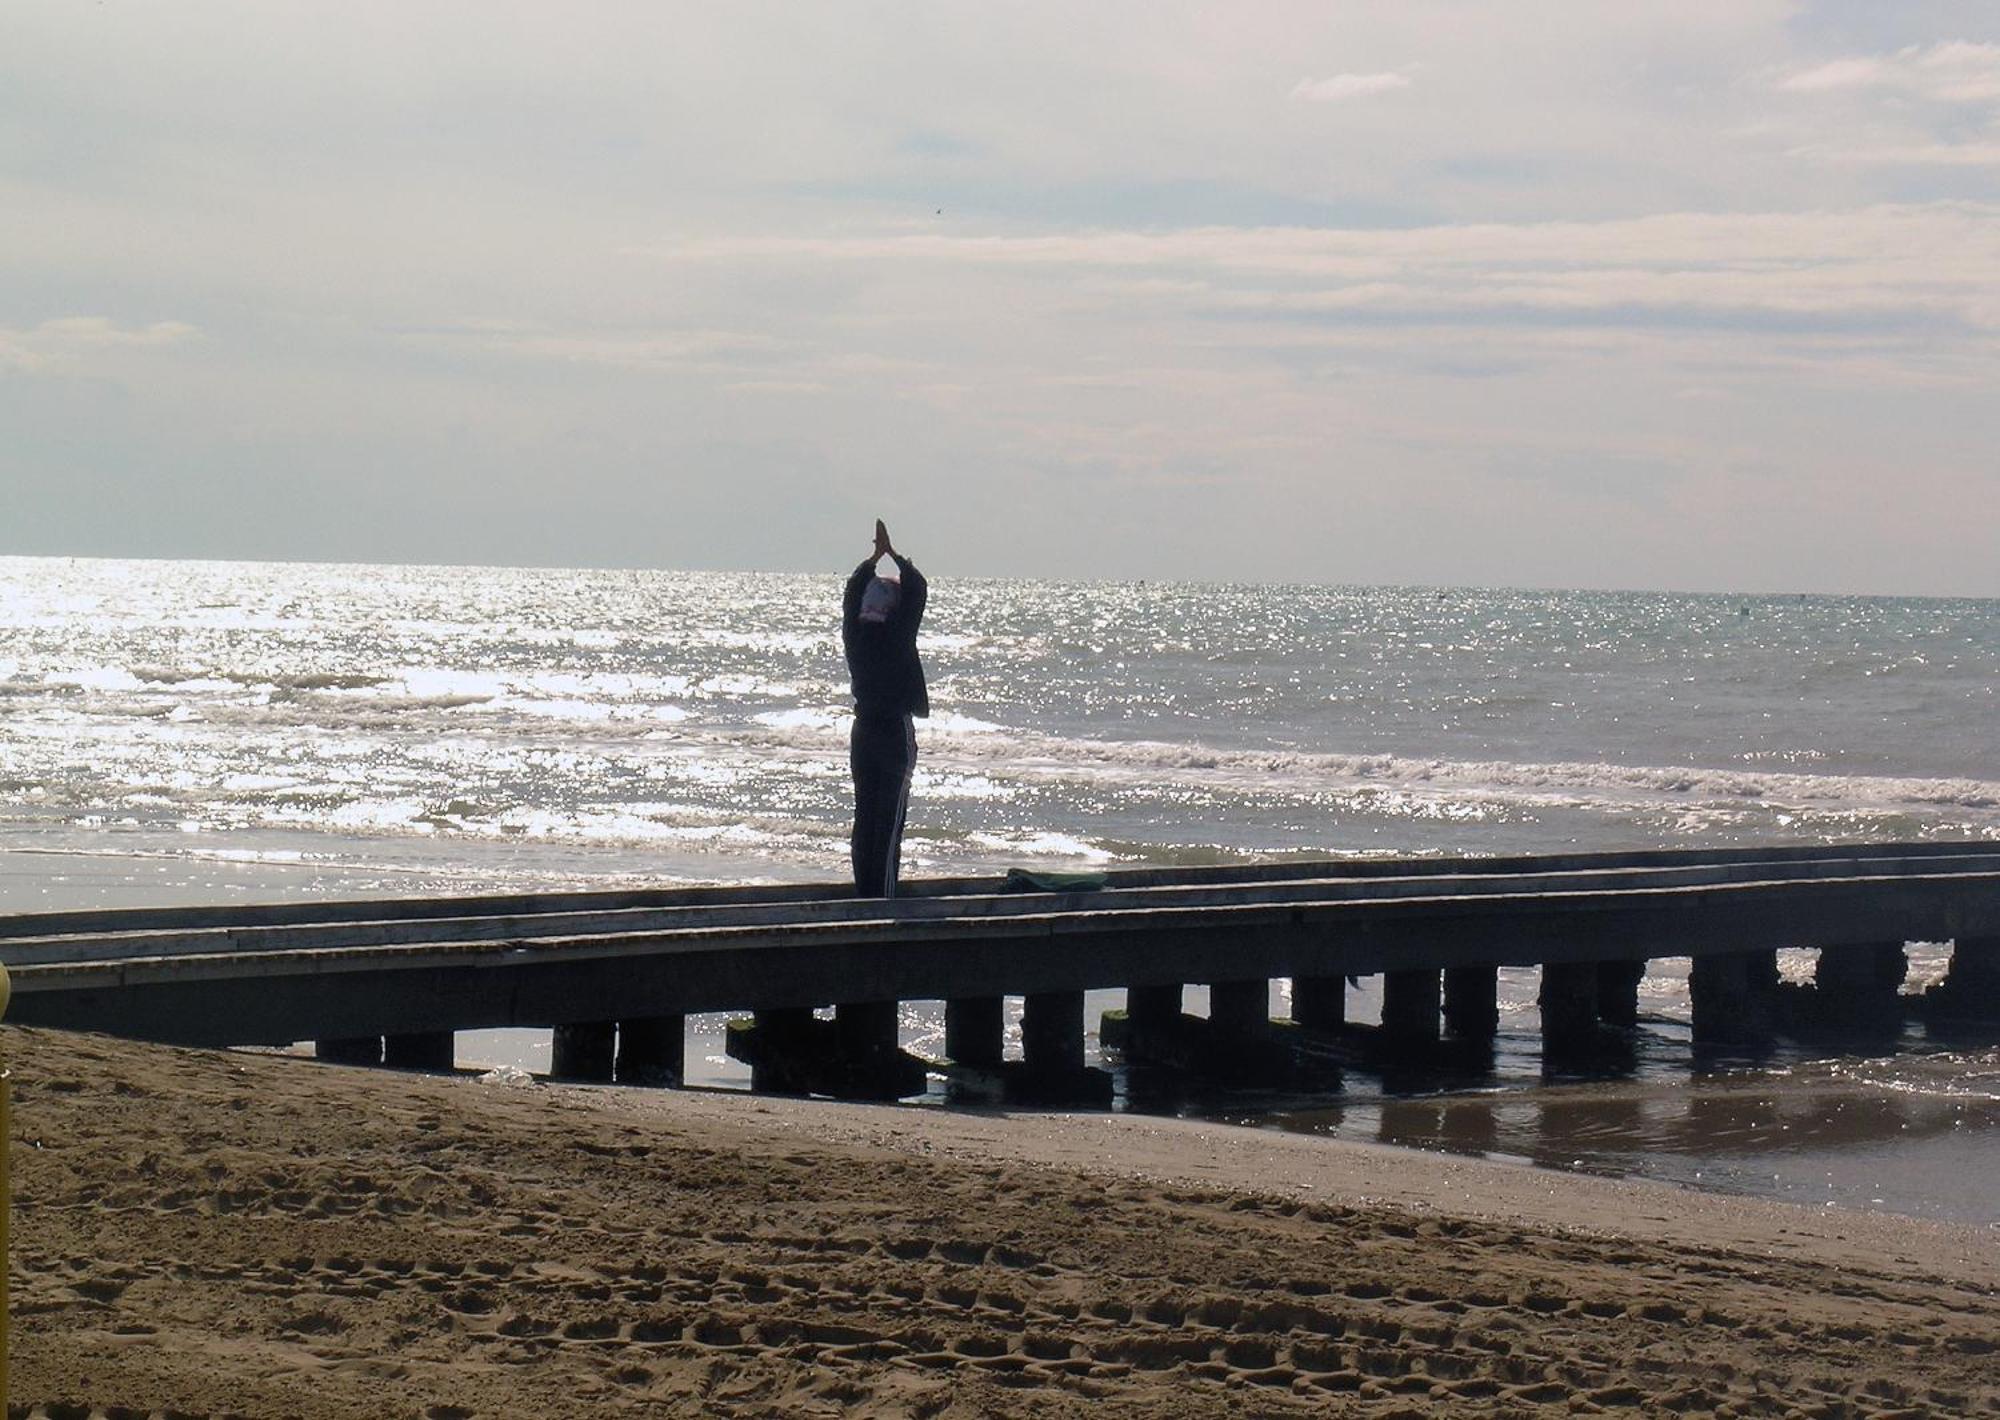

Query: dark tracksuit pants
left=850, top=711, right=917, bottom=898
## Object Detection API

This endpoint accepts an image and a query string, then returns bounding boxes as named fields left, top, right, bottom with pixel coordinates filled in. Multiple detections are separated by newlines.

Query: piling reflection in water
left=1262, top=1042, right=2000, bottom=1224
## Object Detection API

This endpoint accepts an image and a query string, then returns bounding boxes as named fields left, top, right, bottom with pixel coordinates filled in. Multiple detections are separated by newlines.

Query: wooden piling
left=1442, top=965, right=1499, bottom=1040
left=835, top=1000, right=900, bottom=1061
left=1595, top=959, right=1646, bottom=1027
left=550, top=1021, right=616, bottom=1081
left=944, top=996, right=1005, bottom=1068
left=1291, top=976, right=1345, bottom=1032
left=1021, top=991, right=1085, bottom=1075
left=1125, top=984, right=1183, bottom=1032
left=1207, top=979, right=1269, bottom=1035
left=1815, top=943, right=1905, bottom=1024
left=1927, top=936, right=2000, bottom=1022
left=1689, top=952, right=1774, bottom=1044
left=1538, top=963, right=1599, bottom=1049
left=614, top=1014, right=684, bottom=1086
left=382, top=1031, right=454, bottom=1072
left=1379, top=969, right=1441, bottom=1045
left=747, top=1008, right=816, bottom=1094
left=315, top=1036, right=382, bottom=1066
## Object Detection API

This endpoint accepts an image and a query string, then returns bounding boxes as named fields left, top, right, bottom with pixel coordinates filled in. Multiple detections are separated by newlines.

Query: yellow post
left=2, top=958, right=12, bottom=1408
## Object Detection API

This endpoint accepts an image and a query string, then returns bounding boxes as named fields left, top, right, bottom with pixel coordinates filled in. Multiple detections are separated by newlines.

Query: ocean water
left=2, top=555, right=1996, bottom=1223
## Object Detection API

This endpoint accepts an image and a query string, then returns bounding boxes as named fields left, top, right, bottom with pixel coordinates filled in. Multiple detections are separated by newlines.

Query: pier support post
left=1379, top=970, right=1441, bottom=1046
left=945, top=996, right=1005, bottom=1069
left=1207, top=979, right=1269, bottom=1035
left=1596, top=960, right=1646, bottom=1028
left=1291, top=976, right=1345, bottom=1032
left=1022, top=991, right=1085, bottom=1076
left=1443, top=965, right=1499, bottom=1041
left=551, top=1021, right=617, bottom=1082
left=1815, top=943, right=1906, bottom=1025
left=1539, top=963, right=1600, bottom=1051
left=383, top=1031, right=455, bottom=1072
left=1126, top=984, right=1183, bottom=1033
left=1689, top=952, right=1775, bottom=1045
left=835, top=1000, right=900, bottom=1062
left=316, top=1036, right=383, bottom=1067
left=615, top=1014, right=684, bottom=1086
left=1927, top=937, right=2000, bottom=1022
left=748, top=1008, right=816, bottom=1094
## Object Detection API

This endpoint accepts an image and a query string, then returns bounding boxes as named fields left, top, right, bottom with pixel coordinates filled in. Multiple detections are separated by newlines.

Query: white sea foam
left=753, top=706, right=845, bottom=733
left=915, top=725, right=2000, bottom=819
left=967, top=830, right=1116, bottom=863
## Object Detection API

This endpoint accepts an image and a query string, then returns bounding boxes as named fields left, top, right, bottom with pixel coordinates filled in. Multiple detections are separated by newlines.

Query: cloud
left=0, top=318, right=199, bottom=374
left=395, top=325, right=800, bottom=376
left=1808, top=142, right=2000, bottom=167
left=1778, top=58, right=1886, bottom=93
left=1289, top=71, right=1411, bottom=103
left=635, top=204, right=2000, bottom=345
left=1778, top=41, right=2000, bottom=104
left=1775, top=42, right=2000, bottom=170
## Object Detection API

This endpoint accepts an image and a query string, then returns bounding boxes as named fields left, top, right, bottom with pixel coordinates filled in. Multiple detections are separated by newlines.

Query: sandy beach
left=3, top=1027, right=1994, bottom=1418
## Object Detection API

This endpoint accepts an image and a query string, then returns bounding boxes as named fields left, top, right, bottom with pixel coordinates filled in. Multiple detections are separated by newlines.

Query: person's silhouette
left=841, top=519, right=928, bottom=897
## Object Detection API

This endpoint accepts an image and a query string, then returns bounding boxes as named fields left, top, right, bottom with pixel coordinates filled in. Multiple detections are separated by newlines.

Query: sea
left=2, top=554, right=1997, bottom=1225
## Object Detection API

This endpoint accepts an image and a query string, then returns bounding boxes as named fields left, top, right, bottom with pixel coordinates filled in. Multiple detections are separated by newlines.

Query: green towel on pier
left=1001, top=867, right=1109, bottom=894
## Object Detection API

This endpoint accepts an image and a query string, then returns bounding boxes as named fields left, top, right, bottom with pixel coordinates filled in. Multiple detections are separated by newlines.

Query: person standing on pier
left=842, top=519, right=928, bottom=898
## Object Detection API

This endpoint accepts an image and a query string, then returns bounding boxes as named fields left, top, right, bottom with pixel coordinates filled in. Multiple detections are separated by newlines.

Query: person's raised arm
left=874, top=519, right=926, bottom=628
left=843, top=557, right=873, bottom=640
left=892, top=553, right=926, bottom=628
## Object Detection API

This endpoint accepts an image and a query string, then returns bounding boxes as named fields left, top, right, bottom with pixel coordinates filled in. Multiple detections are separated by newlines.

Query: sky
left=4, top=1, right=1999, bottom=594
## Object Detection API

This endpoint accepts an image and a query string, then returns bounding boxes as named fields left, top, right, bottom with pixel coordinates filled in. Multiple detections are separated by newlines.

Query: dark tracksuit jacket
left=842, top=555, right=928, bottom=897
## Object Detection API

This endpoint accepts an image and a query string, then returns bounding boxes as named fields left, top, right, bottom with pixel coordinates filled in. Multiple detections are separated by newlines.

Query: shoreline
left=8, top=1025, right=1996, bottom=1417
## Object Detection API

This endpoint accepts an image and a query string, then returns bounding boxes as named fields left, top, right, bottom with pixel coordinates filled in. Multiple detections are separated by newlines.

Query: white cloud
left=636, top=204, right=2000, bottom=342
left=1911, top=40, right=2000, bottom=103
left=1778, top=41, right=2000, bottom=104
left=1290, top=71, right=1411, bottom=103
left=1774, top=42, right=2000, bottom=170
left=1809, top=142, right=2000, bottom=168
left=1778, top=58, right=1886, bottom=93
left=396, top=325, right=799, bottom=375
left=0, top=318, right=199, bottom=374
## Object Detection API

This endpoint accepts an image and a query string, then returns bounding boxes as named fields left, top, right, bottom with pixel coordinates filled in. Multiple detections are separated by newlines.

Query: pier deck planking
left=2, top=845, right=1996, bottom=1054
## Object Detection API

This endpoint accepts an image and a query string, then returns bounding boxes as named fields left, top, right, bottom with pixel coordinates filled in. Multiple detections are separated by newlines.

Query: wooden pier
left=2, top=842, right=1996, bottom=1101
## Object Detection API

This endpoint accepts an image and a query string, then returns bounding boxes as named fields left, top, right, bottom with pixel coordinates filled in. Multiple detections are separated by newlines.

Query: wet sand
left=7, top=1025, right=1997, bottom=1418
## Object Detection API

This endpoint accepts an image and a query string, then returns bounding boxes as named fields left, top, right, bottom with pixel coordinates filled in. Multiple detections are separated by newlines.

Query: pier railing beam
left=551, top=1021, right=617, bottom=1082
left=1291, top=976, right=1345, bottom=1032
left=1539, top=963, right=1599, bottom=1051
left=615, top=1014, right=684, bottom=1086
left=383, top=1031, right=455, bottom=1073
left=945, top=996, right=1004, bottom=1069
left=315, top=1036, right=383, bottom=1067
left=1380, top=969, right=1441, bottom=1046
left=1207, top=979, right=1269, bottom=1035
left=1443, top=965, right=1499, bottom=1040
left=1595, top=960, right=1646, bottom=1028
left=1022, top=991, right=1085, bottom=1076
